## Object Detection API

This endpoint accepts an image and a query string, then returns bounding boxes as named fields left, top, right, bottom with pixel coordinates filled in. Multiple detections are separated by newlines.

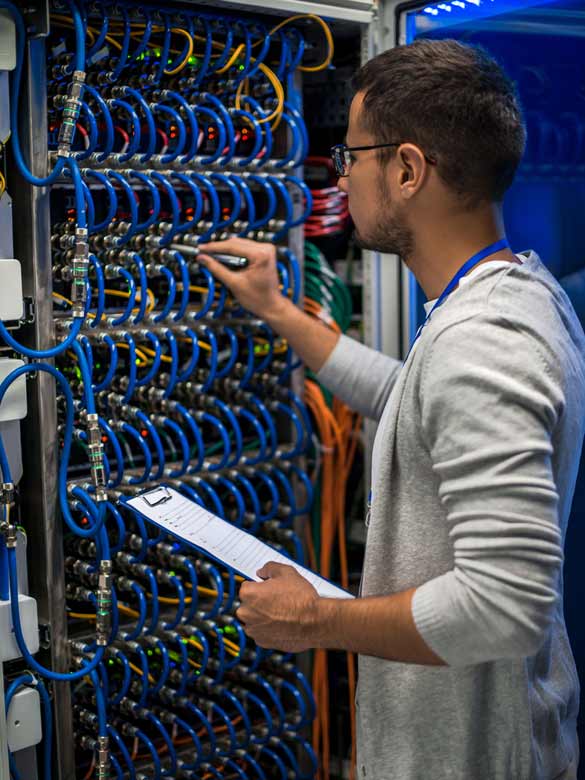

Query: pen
left=169, top=244, right=249, bottom=270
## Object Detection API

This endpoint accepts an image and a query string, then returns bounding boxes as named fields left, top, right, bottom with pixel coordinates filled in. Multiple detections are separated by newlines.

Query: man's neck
left=405, top=204, right=518, bottom=300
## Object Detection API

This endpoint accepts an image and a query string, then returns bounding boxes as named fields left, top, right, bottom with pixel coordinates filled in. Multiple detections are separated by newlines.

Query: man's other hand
left=236, top=562, right=321, bottom=653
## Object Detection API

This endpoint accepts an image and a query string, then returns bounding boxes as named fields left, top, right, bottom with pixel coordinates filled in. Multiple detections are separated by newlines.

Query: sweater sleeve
left=316, top=334, right=403, bottom=421
left=412, top=314, right=565, bottom=666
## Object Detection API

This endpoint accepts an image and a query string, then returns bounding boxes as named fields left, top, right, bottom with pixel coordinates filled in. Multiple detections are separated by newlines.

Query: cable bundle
left=0, top=2, right=336, bottom=778
left=304, top=158, right=350, bottom=239
left=302, top=241, right=362, bottom=780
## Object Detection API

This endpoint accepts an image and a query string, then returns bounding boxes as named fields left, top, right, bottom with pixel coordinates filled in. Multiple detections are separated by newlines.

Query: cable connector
left=71, top=227, right=89, bottom=318
left=0, top=482, right=14, bottom=506
left=86, top=414, right=107, bottom=501
left=95, top=559, right=112, bottom=646
left=96, top=735, right=110, bottom=780
left=1, top=523, right=17, bottom=549
left=57, top=70, right=86, bottom=157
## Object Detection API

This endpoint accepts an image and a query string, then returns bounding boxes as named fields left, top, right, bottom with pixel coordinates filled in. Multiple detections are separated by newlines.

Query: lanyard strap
left=408, top=237, right=510, bottom=356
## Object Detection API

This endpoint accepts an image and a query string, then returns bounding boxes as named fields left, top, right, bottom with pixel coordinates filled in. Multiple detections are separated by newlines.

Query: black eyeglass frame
left=330, top=142, right=437, bottom=177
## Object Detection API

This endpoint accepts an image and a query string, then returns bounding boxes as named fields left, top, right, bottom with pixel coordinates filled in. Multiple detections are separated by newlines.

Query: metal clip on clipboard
left=141, top=486, right=172, bottom=507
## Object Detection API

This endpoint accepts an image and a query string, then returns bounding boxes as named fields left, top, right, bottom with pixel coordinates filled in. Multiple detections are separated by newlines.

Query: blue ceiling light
left=408, top=0, right=555, bottom=35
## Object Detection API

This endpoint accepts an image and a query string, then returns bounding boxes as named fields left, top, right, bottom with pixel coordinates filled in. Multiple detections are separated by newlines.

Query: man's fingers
left=235, top=604, right=251, bottom=625
left=256, top=561, right=294, bottom=580
left=198, top=237, right=258, bottom=257
left=197, top=253, right=240, bottom=286
left=239, top=580, right=255, bottom=599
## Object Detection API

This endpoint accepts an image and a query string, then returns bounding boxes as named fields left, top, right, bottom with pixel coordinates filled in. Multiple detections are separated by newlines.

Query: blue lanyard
left=407, top=237, right=510, bottom=356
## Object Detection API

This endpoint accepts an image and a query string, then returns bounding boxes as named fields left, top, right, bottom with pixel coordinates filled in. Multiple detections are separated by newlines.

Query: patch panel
left=0, top=2, right=334, bottom=777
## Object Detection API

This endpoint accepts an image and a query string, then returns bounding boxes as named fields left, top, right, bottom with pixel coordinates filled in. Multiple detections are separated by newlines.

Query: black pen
left=169, top=244, right=249, bottom=270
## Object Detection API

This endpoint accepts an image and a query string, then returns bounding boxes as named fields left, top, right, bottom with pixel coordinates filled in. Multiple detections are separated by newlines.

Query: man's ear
left=397, top=143, right=430, bottom=199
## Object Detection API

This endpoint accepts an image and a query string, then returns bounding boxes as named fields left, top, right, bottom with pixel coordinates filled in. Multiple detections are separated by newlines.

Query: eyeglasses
left=330, top=142, right=437, bottom=177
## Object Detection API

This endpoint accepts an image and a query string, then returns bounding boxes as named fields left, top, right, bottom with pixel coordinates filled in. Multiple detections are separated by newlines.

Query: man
left=198, top=39, right=584, bottom=780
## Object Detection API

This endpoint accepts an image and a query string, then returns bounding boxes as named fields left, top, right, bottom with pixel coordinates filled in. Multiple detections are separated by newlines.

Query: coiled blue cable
left=128, top=171, right=161, bottom=232
left=110, top=98, right=141, bottom=162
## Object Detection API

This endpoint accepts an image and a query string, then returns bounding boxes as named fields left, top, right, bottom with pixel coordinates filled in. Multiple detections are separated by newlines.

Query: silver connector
left=86, top=414, right=107, bottom=501
left=57, top=70, right=86, bottom=157
left=95, top=560, right=112, bottom=646
left=71, top=227, right=89, bottom=318
left=96, top=735, right=110, bottom=779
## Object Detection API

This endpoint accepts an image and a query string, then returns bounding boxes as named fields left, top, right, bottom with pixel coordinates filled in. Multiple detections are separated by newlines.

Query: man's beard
left=353, top=182, right=414, bottom=259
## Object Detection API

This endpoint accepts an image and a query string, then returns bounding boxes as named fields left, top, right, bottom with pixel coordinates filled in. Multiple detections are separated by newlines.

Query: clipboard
left=119, top=485, right=354, bottom=600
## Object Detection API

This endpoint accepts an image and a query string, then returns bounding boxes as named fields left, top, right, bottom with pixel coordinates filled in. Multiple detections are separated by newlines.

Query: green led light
left=224, top=625, right=237, bottom=635
left=169, top=570, right=175, bottom=577
left=188, top=56, right=198, bottom=65
left=154, top=48, right=161, bottom=57
left=108, top=659, right=114, bottom=666
left=238, top=65, right=245, bottom=71
left=147, top=649, right=153, bottom=656
left=181, top=638, right=188, bottom=645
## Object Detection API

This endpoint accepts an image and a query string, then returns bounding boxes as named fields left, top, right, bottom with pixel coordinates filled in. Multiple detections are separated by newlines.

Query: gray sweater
left=317, top=251, right=585, bottom=780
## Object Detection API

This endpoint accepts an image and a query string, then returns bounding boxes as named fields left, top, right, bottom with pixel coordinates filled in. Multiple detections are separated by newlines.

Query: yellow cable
left=104, top=34, right=123, bottom=51
left=107, top=23, right=194, bottom=73
left=156, top=594, right=193, bottom=605
left=114, top=341, right=151, bottom=367
left=212, top=633, right=241, bottom=656
left=186, top=637, right=204, bottom=653
left=118, top=604, right=139, bottom=619
left=128, top=662, right=155, bottom=685
left=236, top=62, right=284, bottom=127
left=104, top=287, right=156, bottom=314
left=0, top=171, right=6, bottom=198
left=53, top=288, right=154, bottom=318
left=51, top=16, right=96, bottom=45
left=138, top=346, right=173, bottom=365
left=176, top=335, right=212, bottom=353
left=267, top=13, right=334, bottom=72
left=216, top=44, right=245, bottom=75
left=68, top=612, right=95, bottom=620
left=164, top=29, right=194, bottom=75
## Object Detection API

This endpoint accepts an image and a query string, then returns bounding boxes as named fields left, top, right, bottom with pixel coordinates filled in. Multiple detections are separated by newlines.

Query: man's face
left=338, top=92, right=414, bottom=258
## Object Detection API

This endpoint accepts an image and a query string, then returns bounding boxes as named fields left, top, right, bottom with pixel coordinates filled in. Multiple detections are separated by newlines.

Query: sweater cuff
left=412, top=577, right=460, bottom=666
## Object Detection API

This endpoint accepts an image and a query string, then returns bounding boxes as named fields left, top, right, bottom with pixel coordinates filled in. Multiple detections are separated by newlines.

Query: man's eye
left=349, top=153, right=357, bottom=163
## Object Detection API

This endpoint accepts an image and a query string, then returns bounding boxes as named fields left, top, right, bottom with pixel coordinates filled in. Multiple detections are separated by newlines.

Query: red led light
left=141, top=430, right=148, bottom=438
left=81, top=517, right=88, bottom=526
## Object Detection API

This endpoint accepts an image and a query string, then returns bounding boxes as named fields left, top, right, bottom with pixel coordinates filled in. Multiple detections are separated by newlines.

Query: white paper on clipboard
left=125, top=486, right=353, bottom=600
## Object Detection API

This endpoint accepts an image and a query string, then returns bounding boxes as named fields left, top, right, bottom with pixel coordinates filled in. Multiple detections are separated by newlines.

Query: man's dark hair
left=352, top=39, right=526, bottom=205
